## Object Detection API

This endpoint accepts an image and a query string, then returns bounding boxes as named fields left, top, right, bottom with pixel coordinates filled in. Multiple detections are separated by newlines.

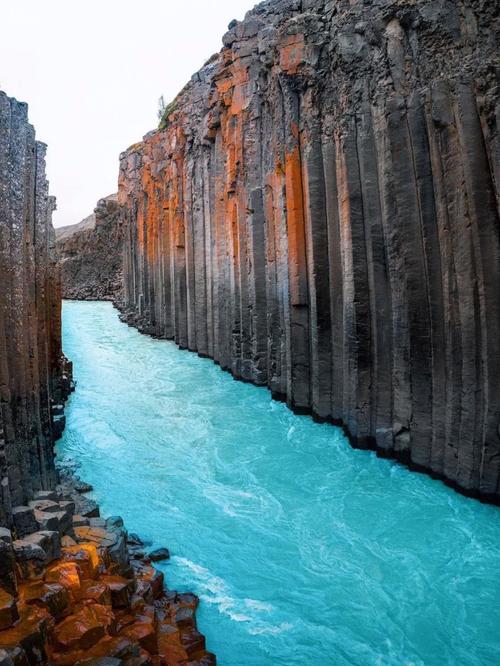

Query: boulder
left=0, top=649, right=14, bottom=666
left=33, top=490, right=59, bottom=503
left=61, top=543, right=101, bottom=580
left=0, top=590, right=19, bottom=630
left=23, top=530, right=61, bottom=562
left=45, top=561, right=81, bottom=595
left=11, top=507, right=37, bottom=539
left=12, top=538, right=47, bottom=579
left=53, top=604, right=113, bottom=651
left=73, top=515, right=90, bottom=528
left=0, top=537, right=17, bottom=596
left=28, top=499, right=60, bottom=514
left=100, top=576, right=133, bottom=609
left=34, top=510, right=59, bottom=532
left=0, top=605, right=51, bottom=663
left=148, top=548, right=170, bottom=562
left=21, top=581, right=69, bottom=619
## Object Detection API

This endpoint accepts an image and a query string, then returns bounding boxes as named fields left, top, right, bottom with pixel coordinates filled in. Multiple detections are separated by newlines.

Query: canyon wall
left=56, top=194, right=123, bottom=302
left=119, top=0, right=500, bottom=502
left=0, top=92, right=71, bottom=528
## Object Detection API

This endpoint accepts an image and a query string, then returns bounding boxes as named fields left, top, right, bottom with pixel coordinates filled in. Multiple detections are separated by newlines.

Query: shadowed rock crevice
left=117, top=0, right=500, bottom=503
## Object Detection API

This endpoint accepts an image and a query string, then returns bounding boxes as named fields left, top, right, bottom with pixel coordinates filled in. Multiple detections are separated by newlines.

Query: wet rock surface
left=118, top=0, right=500, bottom=502
left=56, top=194, right=123, bottom=302
left=0, top=471, right=215, bottom=665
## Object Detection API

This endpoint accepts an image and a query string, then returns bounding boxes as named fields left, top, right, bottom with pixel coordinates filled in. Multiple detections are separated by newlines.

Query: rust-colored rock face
left=0, top=92, right=72, bottom=529
left=56, top=194, right=123, bottom=302
left=119, top=0, right=500, bottom=502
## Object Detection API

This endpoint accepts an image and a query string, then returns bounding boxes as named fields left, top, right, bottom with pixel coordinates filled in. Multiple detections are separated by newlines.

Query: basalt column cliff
left=119, top=0, right=500, bottom=502
left=0, top=91, right=70, bottom=528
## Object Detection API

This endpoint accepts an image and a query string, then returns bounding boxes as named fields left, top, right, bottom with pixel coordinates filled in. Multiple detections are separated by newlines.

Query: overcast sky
left=1, top=0, right=253, bottom=227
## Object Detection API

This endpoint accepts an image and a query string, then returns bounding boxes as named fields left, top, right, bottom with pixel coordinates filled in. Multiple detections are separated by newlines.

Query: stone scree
left=118, top=0, right=500, bottom=502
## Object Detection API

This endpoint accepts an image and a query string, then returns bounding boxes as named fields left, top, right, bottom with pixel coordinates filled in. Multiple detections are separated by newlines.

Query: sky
left=1, top=0, right=253, bottom=227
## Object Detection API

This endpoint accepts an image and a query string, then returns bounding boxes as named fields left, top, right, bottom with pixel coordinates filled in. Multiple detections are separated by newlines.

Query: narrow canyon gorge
left=1, top=0, right=500, bottom=663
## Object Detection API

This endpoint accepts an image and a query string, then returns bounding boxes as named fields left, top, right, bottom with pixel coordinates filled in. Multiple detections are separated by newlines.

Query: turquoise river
left=58, top=301, right=500, bottom=666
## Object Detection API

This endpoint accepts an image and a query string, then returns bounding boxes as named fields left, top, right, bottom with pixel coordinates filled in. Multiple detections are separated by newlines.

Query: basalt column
left=119, top=0, right=500, bottom=502
left=0, top=91, right=69, bottom=528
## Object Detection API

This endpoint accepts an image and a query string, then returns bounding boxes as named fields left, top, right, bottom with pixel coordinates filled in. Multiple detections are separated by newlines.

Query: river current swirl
left=58, top=301, right=500, bottom=666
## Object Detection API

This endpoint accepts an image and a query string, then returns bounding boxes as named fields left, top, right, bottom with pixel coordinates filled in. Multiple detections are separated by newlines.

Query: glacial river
left=58, top=301, right=500, bottom=666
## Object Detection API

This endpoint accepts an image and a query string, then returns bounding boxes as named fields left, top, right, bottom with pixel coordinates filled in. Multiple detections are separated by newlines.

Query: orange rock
left=45, top=561, right=81, bottom=596
left=176, top=593, right=198, bottom=611
left=114, top=610, right=136, bottom=634
left=174, top=607, right=195, bottom=630
left=133, top=565, right=164, bottom=600
left=100, top=575, right=133, bottom=609
left=0, top=604, right=51, bottom=662
left=278, top=33, right=306, bottom=74
left=179, top=627, right=205, bottom=658
left=61, top=543, right=101, bottom=579
left=122, top=620, right=157, bottom=655
left=52, top=603, right=114, bottom=651
left=157, top=621, right=181, bottom=651
left=190, top=653, right=216, bottom=666
left=0, top=589, right=19, bottom=630
left=76, top=580, right=112, bottom=606
left=84, top=634, right=141, bottom=660
left=20, top=581, right=69, bottom=619
left=157, top=641, right=189, bottom=665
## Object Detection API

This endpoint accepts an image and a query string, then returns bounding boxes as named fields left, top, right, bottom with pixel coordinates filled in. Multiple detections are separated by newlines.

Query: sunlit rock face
left=0, top=92, right=71, bottom=528
left=56, top=194, right=123, bottom=303
left=118, top=0, right=500, bottom=501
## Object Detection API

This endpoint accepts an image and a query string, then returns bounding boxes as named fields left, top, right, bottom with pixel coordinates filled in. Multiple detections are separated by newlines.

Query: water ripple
left=58, top=302, right=500, bottom=666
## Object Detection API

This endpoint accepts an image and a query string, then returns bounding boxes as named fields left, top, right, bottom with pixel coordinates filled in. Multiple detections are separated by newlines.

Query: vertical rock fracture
left=119, top=0, right=500, bottom=502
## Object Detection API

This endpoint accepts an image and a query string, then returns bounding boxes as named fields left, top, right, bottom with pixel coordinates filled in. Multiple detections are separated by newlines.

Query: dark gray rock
left=148, top=547, right=170, bottom=562
left=0, top=538, right=17, bottom=596
left=12, top=507, right=38, bottom=538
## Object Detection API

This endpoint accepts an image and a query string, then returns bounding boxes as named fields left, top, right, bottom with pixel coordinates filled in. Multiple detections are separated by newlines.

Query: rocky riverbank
left=0, top=462, right=215, bottom=665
